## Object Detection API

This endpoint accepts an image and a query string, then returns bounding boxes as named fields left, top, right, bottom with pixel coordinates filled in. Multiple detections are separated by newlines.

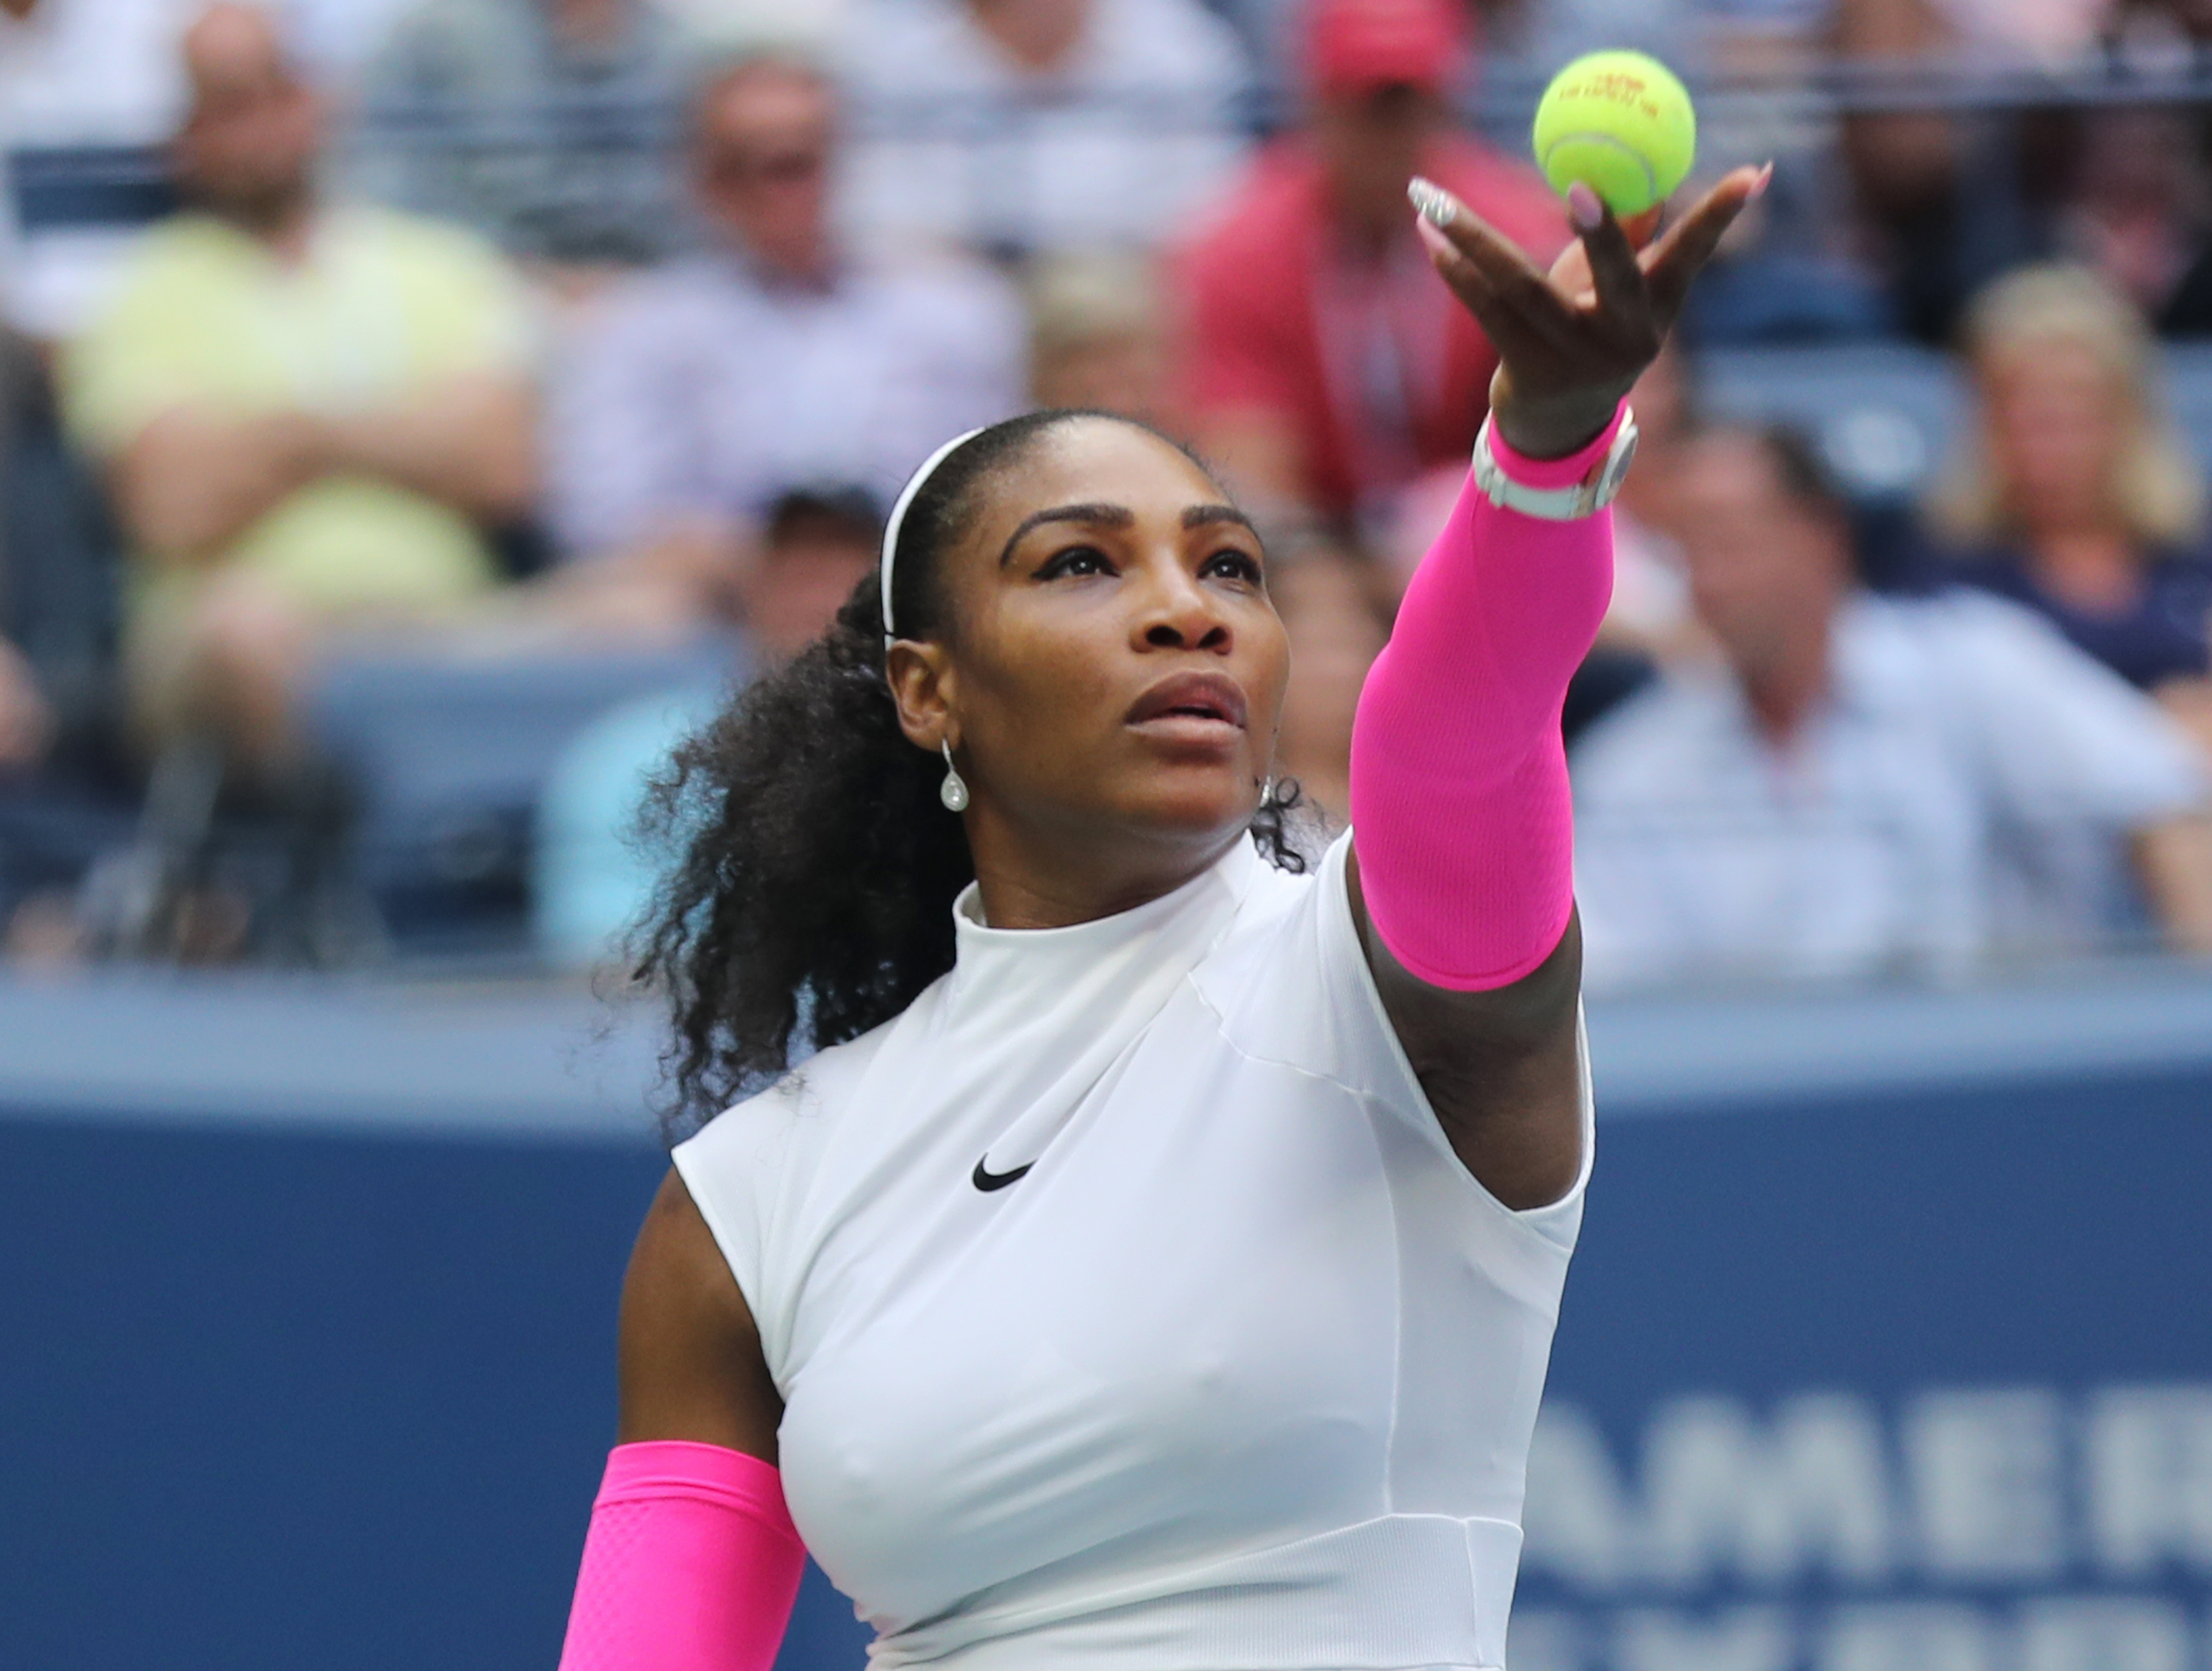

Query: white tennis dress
left=673, top=831, right=1593, bottom=1670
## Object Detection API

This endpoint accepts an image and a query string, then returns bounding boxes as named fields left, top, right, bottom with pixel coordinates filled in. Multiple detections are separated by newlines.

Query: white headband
left=880, top=427, right=987, bottom=650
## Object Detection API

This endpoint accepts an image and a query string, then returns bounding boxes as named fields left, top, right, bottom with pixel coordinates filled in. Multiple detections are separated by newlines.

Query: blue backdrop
left=4, top=972, right=2208, bottom=1671
left=1514, top=1065, right=2212, bottom=1671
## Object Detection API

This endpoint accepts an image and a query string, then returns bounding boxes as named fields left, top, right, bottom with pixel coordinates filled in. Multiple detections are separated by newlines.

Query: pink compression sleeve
left=1348, top=407, right=1621, bottom=990
left=557, top=1441, right=806, bottom=1671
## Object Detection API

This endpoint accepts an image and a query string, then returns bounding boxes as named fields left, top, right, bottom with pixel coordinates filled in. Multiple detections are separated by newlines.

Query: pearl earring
left=939, top=740, right=969, bottom=812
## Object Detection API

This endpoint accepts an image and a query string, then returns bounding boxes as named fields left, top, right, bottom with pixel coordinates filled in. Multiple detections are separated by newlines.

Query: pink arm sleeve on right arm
left=1348, top=409, right=1621, bottom=990
left=557, top=1441, right=806, bottom=1671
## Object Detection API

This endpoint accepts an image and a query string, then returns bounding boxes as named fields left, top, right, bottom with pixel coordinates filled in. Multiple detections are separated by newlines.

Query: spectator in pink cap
left=1171, top=0, right=1563, bottom=529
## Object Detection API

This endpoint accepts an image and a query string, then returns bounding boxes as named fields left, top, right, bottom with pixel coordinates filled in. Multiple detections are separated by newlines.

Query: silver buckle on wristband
left=1471, top=407, right=1640, bottom=521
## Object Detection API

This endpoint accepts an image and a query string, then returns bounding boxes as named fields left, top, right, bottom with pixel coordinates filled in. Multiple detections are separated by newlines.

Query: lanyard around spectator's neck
left=1309, top=229, right=1451, bottom=501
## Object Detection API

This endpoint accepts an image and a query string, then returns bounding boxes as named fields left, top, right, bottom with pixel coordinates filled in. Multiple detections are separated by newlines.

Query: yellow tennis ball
left=1532, top=50, right=1697, bottom=217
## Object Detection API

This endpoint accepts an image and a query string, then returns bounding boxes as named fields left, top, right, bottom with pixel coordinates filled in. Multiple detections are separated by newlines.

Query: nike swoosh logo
left=972, top=1157, right=1033, bottom=1192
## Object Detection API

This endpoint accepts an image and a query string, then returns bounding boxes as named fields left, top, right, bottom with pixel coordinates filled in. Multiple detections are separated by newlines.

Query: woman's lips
left=1125, top=672, right=1250, bottom=731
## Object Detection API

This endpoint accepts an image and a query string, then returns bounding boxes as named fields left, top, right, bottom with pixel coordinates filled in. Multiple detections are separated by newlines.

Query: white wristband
left=1471, top=408, right=1640, bottom=521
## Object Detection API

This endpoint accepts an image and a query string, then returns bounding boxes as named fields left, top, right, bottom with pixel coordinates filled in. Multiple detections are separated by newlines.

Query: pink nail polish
left=1567, top=181, right=1603, bottom=232
left=1750, top=162, right=1774, bottom=199
left=1415, top=216, right=1454, bottom=261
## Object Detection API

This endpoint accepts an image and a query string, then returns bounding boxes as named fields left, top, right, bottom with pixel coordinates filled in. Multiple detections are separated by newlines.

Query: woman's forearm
left=557, top=1441, right=804, bottom=1671
left=1347, top=411, right=1618, bottom=991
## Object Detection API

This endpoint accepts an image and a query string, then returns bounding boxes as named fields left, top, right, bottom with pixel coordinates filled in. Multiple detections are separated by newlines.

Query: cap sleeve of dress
left=1194, top=831, right=1594, bottom=1247
left=671, top=1030, right=888, bottom=1392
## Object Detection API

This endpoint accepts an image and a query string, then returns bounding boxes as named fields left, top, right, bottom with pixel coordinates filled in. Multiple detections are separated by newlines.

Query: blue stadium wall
left=3, top=971, right=2208, bottom=1671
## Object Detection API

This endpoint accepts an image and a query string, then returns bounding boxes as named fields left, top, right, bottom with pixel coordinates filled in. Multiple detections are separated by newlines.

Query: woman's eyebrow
left=998, top=503, right=1133, bottom=567
left=1183, top=504, right=1256, bottom=535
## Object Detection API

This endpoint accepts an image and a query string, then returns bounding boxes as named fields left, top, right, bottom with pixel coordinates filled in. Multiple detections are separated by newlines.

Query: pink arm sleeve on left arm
left=1348, top=408, right=1621, bottom=990
left=557, top=1441, right=806, bottom=1671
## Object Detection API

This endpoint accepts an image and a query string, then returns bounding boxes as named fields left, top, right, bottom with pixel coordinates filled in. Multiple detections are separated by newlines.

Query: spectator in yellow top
left=63, top=3, right=538, bottom=774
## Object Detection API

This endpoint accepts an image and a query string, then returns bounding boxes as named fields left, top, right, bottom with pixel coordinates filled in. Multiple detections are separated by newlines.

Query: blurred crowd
left=2, top=0, right=2212, bottom=989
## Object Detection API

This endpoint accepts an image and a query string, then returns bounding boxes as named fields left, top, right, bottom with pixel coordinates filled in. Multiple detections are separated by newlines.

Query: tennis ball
left=1532, top=50, right=1697, bottom=217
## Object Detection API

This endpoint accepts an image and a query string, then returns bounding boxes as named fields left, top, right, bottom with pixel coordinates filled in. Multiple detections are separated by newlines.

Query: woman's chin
left=1117, top=766, right=1265, bottom=845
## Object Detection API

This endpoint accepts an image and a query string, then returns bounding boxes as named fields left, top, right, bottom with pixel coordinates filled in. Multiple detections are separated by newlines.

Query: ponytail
left=632, top=574, right=970, bottom=1139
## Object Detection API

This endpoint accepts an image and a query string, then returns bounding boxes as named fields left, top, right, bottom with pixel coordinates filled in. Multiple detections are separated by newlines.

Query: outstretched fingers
left=1409, top=165, right=1770, bottom=427
left=1566, top=183, right=1654, bottom=348
left=1642, top=163, right=1771, bottom=326
left=1410, top=177, right=1582, bottom=354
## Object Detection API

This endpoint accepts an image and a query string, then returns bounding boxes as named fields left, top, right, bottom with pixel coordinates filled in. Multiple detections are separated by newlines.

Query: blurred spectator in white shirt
left=349, top=0, right=695, bottom=295
left=544, top=43, right=1022, bottom=630
left=838, top=0, right=1248, bottom=257
left=1572, top=424, right=2212, bottom=991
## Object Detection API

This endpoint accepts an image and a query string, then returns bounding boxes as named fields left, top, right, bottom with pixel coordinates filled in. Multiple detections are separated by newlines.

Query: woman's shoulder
left=1194, top=833, right=1415, bottom=1098
left=669, top=1007, right=920, bottom=1328
left=678, top=1010, right=909, bottom=1165
left=673, top=1002, right=931, bottom=1223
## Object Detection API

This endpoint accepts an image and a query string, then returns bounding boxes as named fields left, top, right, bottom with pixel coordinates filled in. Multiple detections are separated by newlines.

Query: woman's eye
left=1038, top=546, right=1114, bottom=580
left=1205, top=549, right=1263, bottom=585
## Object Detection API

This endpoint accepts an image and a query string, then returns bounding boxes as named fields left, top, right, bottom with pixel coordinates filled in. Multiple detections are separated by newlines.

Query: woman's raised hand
left=1409, top=164, right=1769, bottom=459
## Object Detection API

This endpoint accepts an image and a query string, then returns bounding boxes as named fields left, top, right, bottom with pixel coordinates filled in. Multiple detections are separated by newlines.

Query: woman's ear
left=884, top=639, right=958, bottom=751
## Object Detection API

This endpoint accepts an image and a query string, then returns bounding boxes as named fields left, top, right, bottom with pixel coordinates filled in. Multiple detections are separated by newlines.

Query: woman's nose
left=1134, top=561, right=1231, bottom=652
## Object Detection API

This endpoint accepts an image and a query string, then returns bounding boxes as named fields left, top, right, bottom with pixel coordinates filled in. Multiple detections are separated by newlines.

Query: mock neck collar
left=941, top=839, right=1261, bottom=1026
left=927, top=837, right=1263, bottom=1178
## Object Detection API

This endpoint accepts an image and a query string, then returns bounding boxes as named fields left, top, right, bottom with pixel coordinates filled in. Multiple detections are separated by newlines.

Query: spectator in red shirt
left=1172, top=0, right=1565, bottom=528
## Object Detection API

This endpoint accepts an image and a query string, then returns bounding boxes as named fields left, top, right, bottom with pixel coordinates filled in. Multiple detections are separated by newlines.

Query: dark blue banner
left=1517, top=1067, right=2212, bottom=1671
left=4, top=974, right=2207, bottom=1671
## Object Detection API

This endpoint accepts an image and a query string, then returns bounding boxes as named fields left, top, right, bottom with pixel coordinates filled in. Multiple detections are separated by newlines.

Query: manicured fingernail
left=1415, top=216, right=1455, bottom=261
left=1750, top=162, right=1774, bottom=199
left=1408, top=176, right=1459, bottom=228
left=1567, top=181, right=1604, bottom=232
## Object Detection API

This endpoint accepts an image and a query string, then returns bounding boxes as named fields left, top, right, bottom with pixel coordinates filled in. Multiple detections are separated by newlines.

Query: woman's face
left=895, top=419, right=1291, bottom=897
left=1984, top=340, right=2128, bottom=536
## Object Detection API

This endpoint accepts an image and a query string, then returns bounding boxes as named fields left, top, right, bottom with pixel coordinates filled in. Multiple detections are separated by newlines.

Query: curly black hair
left=632, top=410, right=1307, bottom=1140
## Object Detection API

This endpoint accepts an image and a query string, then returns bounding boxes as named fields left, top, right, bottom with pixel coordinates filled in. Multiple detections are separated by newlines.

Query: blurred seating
left=838, top=0, right=1251, bottom=258
left=1699, top=339, right=1966, bottom=502
left=313, top=637, right=738, bottom=955
left=346, top=0, right=694, bottom=289
left=1830, top=0, right=2212, bottom=341
left=1700, top=333, right=2212, bottom=508
left=0, top=322, right=134, bottom=958
left=534, top=485, right=879, bottom=967
left=25, top=31, right=2212, bottom=356
left=8, top=143, right=178, bottom=237
left=18, top=0, right=2212, bottom=982
left=0, top=0, right=204, bottom=339
left=0, top=329, right=123, bottom=770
